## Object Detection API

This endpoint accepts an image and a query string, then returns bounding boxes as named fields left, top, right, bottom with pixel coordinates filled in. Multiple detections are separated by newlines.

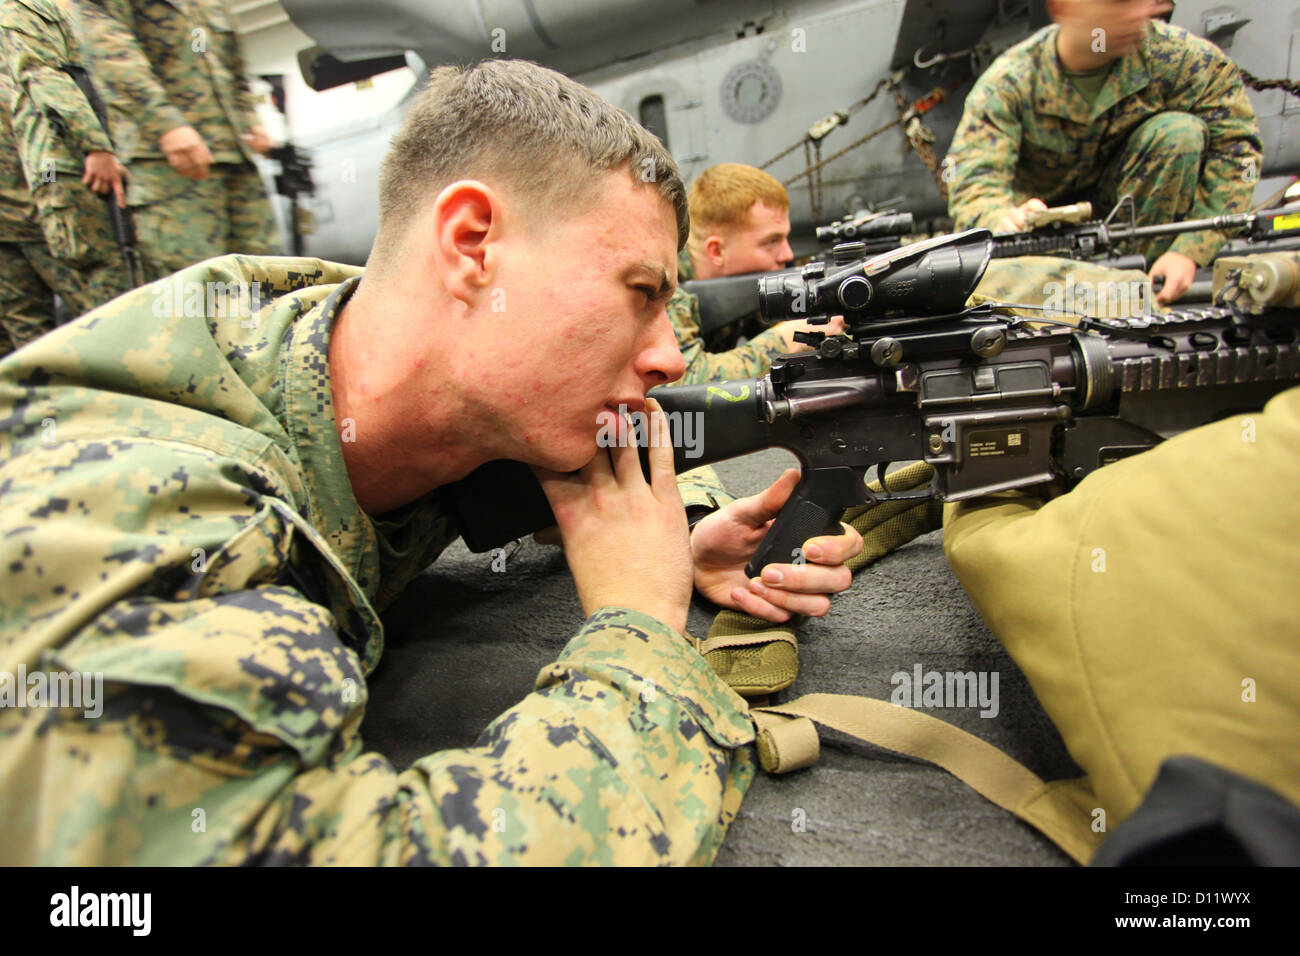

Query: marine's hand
left=992, top=198, right=1048, bottom=234
left=1150, top=250, right=1196, bottom=306
left=690, top=468, right=862, bottom=622
left=82, top=151, right=127, bottom=208
left=243, top=125, right=274, bottom=156
left=537, top=399, right=693, bottom=634
left=778, top=314, right=848, bottom=352
left=160, top=125, right=214, bottom=180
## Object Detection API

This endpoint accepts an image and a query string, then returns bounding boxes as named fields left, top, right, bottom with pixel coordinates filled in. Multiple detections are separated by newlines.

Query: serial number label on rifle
left=967, top=428, right=1030, bottom=458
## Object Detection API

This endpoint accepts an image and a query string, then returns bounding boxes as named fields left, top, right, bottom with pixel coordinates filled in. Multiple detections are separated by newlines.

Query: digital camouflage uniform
left=0, top=0, right=131, bottom=329
left=77, top=0, right=280, bottom=277
left=670, top=246, right=792, bottom=385
left=0, top=255, right=757, bottom=865
left=947, top=19, right=1262, bottom=267
left=0, top=68, right=60, bottom=356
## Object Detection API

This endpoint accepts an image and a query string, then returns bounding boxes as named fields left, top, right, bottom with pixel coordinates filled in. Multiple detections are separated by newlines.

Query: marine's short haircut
left=687, top=163, right=790, bottom=238
left=372, top=59, right=688, bottom=265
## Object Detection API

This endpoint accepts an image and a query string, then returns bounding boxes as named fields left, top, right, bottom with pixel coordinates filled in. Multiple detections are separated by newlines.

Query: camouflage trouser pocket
left=34, top=185, right=115, bottom=268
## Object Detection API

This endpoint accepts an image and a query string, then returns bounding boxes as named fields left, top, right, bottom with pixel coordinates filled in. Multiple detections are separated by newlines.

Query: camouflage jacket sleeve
left=677, top=465, right=735, bottom=515
left=0, top=429, right=754, bottom=865
left=668, top=287, right=790, bottom=386
left=945, top=60, right=1026, bottom=231
left=0, top=3, right=113, bottom=159
left=1160, top=35, right=1263, bottom=265
left=78, top=0, right=187, bottom=148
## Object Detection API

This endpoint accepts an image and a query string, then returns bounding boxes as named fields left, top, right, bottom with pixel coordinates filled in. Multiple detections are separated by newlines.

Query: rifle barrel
left=1118, top=211, right=1253, bottom=242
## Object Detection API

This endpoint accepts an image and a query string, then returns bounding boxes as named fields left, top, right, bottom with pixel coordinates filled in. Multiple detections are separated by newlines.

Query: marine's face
left=1055, top=0, right=1172, bottom=55
left=487, top=169, right=684, bottom=471
left=718, top=201, right=794, bottom=275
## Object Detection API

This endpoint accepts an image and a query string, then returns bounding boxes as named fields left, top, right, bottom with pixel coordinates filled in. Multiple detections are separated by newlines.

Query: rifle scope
left=759, top=229, right=992, bottom=323
left=815, top=211, right=915, bottom=244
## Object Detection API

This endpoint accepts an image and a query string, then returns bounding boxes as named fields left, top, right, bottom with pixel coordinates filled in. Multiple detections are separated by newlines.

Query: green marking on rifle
left=706, top=385, right=750, bottom=407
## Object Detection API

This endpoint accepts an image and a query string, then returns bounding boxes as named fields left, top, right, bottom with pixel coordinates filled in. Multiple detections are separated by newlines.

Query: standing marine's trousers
left=1091, top=111, right=1209, bottom=266
left=1, top=178, right=138, bottom=354
left=128, top=159, right=281, bottom=278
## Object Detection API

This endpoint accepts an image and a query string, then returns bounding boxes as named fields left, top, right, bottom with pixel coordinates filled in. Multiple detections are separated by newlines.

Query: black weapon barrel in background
left=60, top=64, right=142, bottom=288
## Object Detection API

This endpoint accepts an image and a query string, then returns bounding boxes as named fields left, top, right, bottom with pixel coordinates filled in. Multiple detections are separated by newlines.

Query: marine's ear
left=431, top=180, right=502, bottom=307
left=703, top=233, right=727, bottom=269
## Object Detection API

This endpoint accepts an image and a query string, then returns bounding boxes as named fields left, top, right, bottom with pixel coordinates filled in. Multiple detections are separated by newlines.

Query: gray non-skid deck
left=367, top=448, right=1078, bottom=865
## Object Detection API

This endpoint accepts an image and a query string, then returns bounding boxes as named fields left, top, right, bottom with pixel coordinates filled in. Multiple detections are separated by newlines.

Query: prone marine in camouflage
left=0, top=0, right=132, bottom=332
left=670, top=163, right=830, bottom=385
left=946, top=13, right=1262, bottom=269
left=77, top=0, right=279, bottom=277
left=669, top=246, right=795, bottom=384
left=0, top=254, right=755, bottom=865
left=0, top=60, right=876, bottom=866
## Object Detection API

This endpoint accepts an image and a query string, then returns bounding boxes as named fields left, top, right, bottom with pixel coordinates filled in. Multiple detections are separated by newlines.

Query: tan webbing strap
left=702, top=611, right=801, bottom=697
left=699, top=628, right=797, bottom=656
left=751, top=693, right=1101, bottom=864
left=752, top=710, right=821, bottom=774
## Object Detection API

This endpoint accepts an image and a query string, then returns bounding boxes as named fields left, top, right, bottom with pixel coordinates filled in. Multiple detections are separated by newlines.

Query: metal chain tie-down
left=760, top=75, right=954, bottom=221
left=1240, top=69, right=1300, bottom=99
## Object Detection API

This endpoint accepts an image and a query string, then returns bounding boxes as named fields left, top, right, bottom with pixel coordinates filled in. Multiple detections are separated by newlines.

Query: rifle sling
left=749, top=694, right=1103, bottom=864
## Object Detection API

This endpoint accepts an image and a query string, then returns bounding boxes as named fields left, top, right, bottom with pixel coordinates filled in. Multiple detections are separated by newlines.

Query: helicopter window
left=639, top=95, right=669, bottom=149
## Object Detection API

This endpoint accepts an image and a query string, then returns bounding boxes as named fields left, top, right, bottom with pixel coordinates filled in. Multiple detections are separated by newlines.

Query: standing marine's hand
left=537, top=399, right=694, bottom=634
left=82, top=151, right=127, bottom=207
left=243, top=125, right=274, bottom=156
left=690, top=468, right=862, bottom=622
left=159, top=125, right=214, bottom=180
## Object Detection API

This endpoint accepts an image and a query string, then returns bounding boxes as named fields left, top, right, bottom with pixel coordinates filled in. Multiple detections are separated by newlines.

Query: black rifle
left=261, top=73, right=315, bottom=257
left=445, top=232, right=1300, bottom=575
left=815, top=210, right=914, bottom=246
left=991, top=195, right=1300, bottom=263
left=680, top=271, right=770, bottom=338
left=60, top=64, right=143, bottom=288
left=683, top=213, right=916, bottom=336
left=682, top=236, right=1148, bottom=338
left=268, top=143, right=314, bottom=257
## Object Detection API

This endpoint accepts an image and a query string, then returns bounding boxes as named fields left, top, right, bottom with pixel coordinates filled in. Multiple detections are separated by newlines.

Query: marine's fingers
left=727, top=586, right=793, bottom=624
left=646, top=400, right=679, bottom=502
left=752, top=560, right=852, bottom=597
left=743, top=578, right=833, bottom=618
left=800, top=522, right=865, bottom=565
